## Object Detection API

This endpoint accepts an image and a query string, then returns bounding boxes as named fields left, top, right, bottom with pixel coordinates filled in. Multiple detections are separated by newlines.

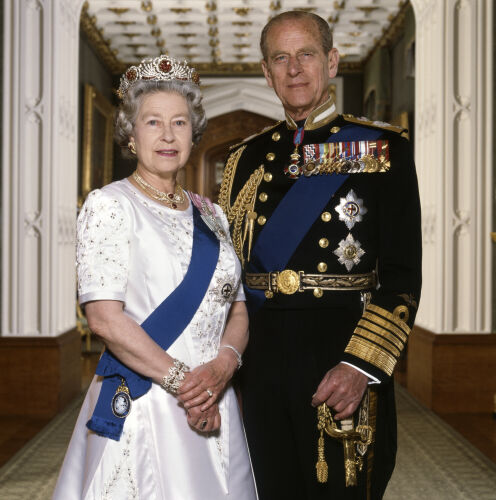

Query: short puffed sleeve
left=76, top=189, right=131, bottom=305
left=214, top=203, right=245, bottom=303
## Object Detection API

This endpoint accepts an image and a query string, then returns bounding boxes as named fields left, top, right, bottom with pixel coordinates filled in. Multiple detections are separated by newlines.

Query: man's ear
left=261, top=60, right=274, bottom=89
left=327, top=48, right=339, bottom=79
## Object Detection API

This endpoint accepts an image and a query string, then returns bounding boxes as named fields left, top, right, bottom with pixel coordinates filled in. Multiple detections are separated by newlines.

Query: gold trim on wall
left=80, top=84, right=115, bottom=205
left=80, top=2, right=126, bottom=74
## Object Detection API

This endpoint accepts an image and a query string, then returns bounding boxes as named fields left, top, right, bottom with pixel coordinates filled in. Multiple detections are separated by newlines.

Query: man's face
left=262, top=18, right=339, bottom=121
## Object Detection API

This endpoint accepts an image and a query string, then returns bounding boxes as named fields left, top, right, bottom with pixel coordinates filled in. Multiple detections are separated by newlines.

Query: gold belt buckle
left=276, top=269, right=300, bottom=295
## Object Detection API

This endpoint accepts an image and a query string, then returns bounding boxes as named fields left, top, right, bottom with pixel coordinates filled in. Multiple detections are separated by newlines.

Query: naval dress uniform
left=219, top=97, right=422, bottom=500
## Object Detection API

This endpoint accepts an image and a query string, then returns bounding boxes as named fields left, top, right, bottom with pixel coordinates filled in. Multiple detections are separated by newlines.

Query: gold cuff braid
left=345, top=303, right=412, bottom=376
left=345, top=337, right=397, bottom=376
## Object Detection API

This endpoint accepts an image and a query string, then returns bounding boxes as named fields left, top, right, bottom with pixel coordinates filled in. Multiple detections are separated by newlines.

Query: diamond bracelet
left=219, top=344, right=243, bottom=370
left=161, top=359, right=189, bottom=394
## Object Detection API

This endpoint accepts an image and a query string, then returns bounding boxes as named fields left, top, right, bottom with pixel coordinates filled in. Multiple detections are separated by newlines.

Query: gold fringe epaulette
left=342, top=114, right=408, bottom=138
left=229, top=121, right=283, bottom=151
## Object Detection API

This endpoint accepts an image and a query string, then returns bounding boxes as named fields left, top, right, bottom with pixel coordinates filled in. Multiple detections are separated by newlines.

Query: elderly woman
left=53, top=56, right=257, bottom=500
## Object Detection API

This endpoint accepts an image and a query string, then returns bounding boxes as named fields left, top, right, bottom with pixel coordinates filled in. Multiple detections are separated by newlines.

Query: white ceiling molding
left=81, top=0, right=409, bottom=74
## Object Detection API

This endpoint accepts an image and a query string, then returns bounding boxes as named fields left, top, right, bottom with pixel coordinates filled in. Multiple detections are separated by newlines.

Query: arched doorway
left=186, top=110, right=276, bottom=199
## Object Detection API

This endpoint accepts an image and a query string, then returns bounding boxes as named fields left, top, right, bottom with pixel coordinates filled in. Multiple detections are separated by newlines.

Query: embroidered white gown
left=53, top=179, right=257, bottom=500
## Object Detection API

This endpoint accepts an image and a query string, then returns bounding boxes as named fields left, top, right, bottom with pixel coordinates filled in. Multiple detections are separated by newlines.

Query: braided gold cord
left=316, top=433, right=328, bottom=483
left=218, top=145, right=246, bottom=219
left=230, top=166, right=265, bottom=264
left=316, top=404, right=330, bottom=483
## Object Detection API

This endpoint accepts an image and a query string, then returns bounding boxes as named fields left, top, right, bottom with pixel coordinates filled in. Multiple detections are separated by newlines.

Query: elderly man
left=219, top=11, right=421, bottom=500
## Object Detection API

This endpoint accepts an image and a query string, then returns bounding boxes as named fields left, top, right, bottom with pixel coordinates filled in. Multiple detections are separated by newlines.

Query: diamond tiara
left=117, top=55, right=200, bottom=99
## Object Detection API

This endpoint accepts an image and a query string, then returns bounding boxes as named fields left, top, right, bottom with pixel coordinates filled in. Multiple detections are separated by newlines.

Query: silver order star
left=335, top=189, right=367, bottom=230
left=333, top=233, right=365, bottom=271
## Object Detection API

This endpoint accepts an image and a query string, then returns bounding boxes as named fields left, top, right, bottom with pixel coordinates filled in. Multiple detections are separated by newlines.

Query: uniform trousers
left=240, top=304, right=397, bottom=500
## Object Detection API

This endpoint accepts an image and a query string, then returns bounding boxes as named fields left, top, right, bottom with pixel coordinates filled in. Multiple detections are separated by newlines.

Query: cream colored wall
left=411, top=0, right=493, bottom=333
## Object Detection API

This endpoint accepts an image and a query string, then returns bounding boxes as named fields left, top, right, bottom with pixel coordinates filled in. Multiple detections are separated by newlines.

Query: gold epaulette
left=344, top=303, right=411, bottom=376
left=342, top=114, right=409, bottom=138
left=229, top=121, right=284, bottom=151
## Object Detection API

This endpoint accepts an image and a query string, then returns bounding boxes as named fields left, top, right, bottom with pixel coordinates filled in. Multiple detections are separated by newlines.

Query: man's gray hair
left=114, top=80, right=207, bottom=159
left=260, top=11, right=333, bottom=61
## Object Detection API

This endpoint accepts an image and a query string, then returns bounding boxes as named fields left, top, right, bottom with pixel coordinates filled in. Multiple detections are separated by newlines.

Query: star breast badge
left=333, top=233, right=365, bottom=271
left=335, top=189, right=367, bottom=230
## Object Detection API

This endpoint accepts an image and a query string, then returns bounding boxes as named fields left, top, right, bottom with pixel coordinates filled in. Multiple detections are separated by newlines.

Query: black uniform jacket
left=219, top=98, right=422, bottom=384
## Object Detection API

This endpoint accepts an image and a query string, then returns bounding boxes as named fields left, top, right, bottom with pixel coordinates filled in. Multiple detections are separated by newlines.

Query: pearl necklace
left=132, top=171, right=186, bottom=209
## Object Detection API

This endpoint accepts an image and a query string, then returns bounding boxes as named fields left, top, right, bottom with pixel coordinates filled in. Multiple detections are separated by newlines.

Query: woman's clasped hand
left=177, top=347, right=240, bottom=427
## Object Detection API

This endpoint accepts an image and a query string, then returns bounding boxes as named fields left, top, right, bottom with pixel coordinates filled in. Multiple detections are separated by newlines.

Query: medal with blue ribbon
left=284, top=127, right=305, bottom=179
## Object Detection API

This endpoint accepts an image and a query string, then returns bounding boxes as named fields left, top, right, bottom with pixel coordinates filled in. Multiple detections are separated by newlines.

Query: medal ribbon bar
left=302, top=140, right=390, bottom=175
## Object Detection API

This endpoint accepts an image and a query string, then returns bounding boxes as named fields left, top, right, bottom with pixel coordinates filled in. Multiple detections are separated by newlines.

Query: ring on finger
left=200, top=419, right=208, bottom=429
left=206, top=389, right=213, bottom=398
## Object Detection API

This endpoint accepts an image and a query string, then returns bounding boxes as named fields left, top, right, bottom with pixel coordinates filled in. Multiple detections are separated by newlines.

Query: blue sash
left=245, top=125, right=384, bottom=312
left=87, top=204, right=220, bottom=440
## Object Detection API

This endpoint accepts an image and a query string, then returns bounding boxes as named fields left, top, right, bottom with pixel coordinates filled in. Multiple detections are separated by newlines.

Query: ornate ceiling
left=81, top=0, right=409, bottom=75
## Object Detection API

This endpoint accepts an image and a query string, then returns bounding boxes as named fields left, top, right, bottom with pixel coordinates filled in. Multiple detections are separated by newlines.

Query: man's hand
left=311, top=363, right=368, bottom=420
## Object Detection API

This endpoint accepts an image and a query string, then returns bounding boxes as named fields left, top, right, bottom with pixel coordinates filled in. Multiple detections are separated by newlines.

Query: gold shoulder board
left=229, top=121, right=284, bottom=151
left=342, top=114, right=408, bottom=137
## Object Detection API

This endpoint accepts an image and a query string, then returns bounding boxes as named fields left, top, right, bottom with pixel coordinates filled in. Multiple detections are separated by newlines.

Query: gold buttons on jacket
left=259, top=192, right=268, bottom=202
left=321, top=212, right=332, bottom=222
left=330, top=126, right=341, bottom=134
left=272, top=132, right=281, bottom=142
left=313, top=288, right=323, bottom=298
left=257, top=215, right=267, bottom=225
left=266, top=152, right=275, bottom=161
left=319, top=238, right=329, bottom=248
left=264, top=172, right=273, bottom=182
left=317, top=262, right=328, bottom=272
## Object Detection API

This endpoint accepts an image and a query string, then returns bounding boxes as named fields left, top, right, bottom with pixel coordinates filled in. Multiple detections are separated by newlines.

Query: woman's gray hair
left=114, top=79, right=207, bottom=159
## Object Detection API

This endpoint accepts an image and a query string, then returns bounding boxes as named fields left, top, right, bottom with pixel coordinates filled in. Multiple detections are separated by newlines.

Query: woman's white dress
left=53, top=179, right=257, bottom=500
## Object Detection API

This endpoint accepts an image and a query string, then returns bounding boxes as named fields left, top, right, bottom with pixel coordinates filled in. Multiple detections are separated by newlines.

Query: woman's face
left=131, top=91, right=193, bottom=178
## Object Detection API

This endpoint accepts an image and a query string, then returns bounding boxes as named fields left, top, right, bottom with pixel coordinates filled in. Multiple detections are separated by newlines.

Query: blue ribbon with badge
left=245, top=125, right=384, bottom=312
left=87, top=204, right=220, bottom=441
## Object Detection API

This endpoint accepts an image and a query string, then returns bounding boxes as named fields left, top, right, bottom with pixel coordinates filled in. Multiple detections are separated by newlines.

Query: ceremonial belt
left=245, top=270, right=376, bottom=295
left=87, top=203, right=220, bottom=441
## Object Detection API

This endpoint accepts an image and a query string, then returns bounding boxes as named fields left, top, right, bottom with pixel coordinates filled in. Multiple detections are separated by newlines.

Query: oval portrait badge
left=112, top=389, right=132, bottom=419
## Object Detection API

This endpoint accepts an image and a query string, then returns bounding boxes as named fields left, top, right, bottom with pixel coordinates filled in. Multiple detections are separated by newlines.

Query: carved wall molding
left=2, top=0, right=81, bottom=336
left=24, top=211, right=42, bottom=238
left=410, top=0, right=493, bottom=333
